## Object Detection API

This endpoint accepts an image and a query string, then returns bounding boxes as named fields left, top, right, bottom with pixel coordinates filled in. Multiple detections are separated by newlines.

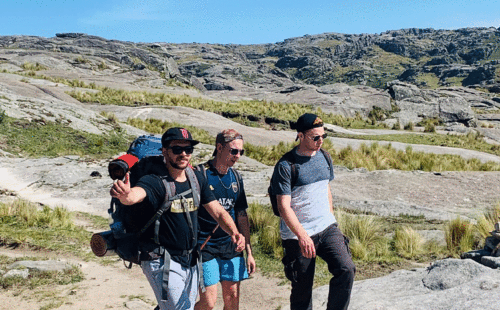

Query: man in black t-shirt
left=111, top=127, right=245, bottom=310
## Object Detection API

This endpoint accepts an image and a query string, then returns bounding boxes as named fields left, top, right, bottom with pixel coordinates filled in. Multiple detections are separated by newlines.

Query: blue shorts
left=202, top=256, right=249, bottom=287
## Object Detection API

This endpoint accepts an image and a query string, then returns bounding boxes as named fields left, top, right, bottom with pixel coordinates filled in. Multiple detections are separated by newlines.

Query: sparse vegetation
left=0, top=200, right=93, bottom=259
left=0, top=114, right=130, bottom=159
left=332, top=130, right=500, bottom=159
left=66, top=87, right=385, bottom=129
left=21, top=62, right=47, bottom=71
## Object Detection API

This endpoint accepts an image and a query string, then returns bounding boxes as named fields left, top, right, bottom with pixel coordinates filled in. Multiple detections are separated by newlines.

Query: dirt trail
left=0, top=247, right=290, bottom=310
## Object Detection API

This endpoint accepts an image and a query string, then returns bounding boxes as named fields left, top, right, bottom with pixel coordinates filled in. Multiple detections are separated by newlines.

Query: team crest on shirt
left=232, top=182, right=238, bottom=193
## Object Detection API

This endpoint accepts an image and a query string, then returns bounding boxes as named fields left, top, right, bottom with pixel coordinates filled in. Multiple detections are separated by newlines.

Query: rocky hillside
left=1, top=28, right=500, bottom=130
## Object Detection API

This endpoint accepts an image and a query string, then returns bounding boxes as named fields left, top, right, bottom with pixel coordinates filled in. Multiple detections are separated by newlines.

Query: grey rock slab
left=284, top=258, right=500, bottom=310
left=8, top=260, right=75, bottom=272
left=332, top=169, right=500, bottom=221
left=3, top=269, right=29, bottom=279
left=328, top=136, right=500, bottom=163
left=86, top=104, right=298, bottom=146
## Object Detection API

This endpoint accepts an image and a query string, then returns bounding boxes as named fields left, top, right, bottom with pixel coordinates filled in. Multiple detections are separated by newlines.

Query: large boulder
left=284, top=259, right=500, bottom=310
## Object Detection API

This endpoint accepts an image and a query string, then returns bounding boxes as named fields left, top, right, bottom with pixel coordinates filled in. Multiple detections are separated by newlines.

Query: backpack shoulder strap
left=186, top=166, right=201, bottom=208
left=282, top=148, right=298, bottom=188
left=319, top=148, right=334, bottom=178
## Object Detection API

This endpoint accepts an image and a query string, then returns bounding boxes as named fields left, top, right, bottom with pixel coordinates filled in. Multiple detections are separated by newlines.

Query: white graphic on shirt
left=170, top=197, right=198, bottom=213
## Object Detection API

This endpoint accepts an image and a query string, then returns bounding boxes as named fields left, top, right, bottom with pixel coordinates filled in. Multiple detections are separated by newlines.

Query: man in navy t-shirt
left=195, top=129, right=255, bottom=310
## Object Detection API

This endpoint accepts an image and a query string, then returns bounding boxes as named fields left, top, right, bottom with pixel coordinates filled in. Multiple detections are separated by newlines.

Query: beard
left=168, top=156, right=189, bottom=170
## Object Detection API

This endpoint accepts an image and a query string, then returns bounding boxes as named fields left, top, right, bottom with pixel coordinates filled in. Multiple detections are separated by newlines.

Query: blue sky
left=1, top=0, right=499, bottom=44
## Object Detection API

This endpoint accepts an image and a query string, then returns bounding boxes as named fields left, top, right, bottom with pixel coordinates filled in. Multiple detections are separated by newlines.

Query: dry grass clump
left=475, top=203, right=500, bottom=239
left=393, top=226, right=423, bottom=258
left=444, top=217, right=476, bottom=255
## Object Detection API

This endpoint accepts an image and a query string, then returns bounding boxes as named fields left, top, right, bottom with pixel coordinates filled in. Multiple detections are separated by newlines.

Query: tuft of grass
left=475, top=203, right=500, bottom=239
left=393, top=226, right=423, bottom=258
left=21, top=62, right=48, bottom=71
left=247, top=202, right=282, bottom=258
left=444, top=217, right=476, bottom=255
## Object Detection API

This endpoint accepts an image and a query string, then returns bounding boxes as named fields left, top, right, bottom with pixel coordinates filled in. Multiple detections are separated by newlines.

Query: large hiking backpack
left=90, top=134, right=201, bottom=267
left=268, top=147, right=333, bottom=216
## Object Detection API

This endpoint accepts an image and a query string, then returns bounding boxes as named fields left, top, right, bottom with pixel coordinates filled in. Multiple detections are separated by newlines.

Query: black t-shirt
left=135, top=165, right=216, bottom=266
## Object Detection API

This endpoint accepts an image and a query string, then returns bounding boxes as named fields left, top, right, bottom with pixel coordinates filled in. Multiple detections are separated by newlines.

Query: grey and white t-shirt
left=271, top=148, right=336, bottom=240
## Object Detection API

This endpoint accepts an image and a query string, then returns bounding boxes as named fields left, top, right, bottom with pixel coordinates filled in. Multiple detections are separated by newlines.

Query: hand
left=246, top=254, right=256, bottom=275
left=298, top=235, right=316, bottom=258
left=232, top=233, right=246, bottom=252
left=110, top=172, right=131, bottom=201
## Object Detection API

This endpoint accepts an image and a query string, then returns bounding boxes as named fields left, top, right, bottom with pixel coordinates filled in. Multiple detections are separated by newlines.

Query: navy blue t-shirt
left=197, top=161, right=248, bottom=261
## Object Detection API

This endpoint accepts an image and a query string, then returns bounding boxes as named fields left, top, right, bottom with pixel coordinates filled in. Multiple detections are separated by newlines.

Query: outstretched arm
left=110, top=173, right=147, bottom=205
left=203, top=200, right=245, bottom=252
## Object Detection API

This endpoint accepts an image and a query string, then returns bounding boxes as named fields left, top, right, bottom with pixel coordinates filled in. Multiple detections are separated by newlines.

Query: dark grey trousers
left=282, top=223, right=356, bottom=310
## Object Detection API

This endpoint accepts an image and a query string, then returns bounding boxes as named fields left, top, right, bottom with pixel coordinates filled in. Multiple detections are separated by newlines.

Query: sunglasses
left=168, top=146, right=194, bottom=155
left=306, top=133, right=327, bottom=142
left=230, top=148, right=245, bottom=156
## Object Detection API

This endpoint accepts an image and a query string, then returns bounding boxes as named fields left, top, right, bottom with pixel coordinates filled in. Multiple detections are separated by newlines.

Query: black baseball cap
left=296, top=113, right=324, bottom=132
left=161, top=127, right=200, bottom=147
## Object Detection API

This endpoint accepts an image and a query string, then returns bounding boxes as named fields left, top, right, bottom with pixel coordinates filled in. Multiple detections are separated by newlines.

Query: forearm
left=237, top=212, right=253, bottom=256
left=328, top=185, right=334, bottom=214
left=277, top=195, right=308, bottom=239
left=204, top=201, right=240, bottom=236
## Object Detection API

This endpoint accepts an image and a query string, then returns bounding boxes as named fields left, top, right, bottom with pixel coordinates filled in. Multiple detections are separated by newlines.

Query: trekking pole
left=200, top=224, right=219, bottom=250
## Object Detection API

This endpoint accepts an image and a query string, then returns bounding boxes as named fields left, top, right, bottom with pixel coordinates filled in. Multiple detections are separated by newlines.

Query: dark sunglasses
left=168, top=146, right=194, bottom=155
left=230, top=148, right=245, bottom=156
left=306, top=133, right=327, bottom=142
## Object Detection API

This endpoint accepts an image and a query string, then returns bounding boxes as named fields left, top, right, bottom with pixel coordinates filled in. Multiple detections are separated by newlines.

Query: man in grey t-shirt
left=271, top=113, right=355, bottom=310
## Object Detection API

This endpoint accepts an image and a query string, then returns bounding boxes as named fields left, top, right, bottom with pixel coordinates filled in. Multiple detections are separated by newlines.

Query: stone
left=8, top=260, right=75, bottom=272
left=485, top=236, right=500, bottom=251
left=461, top=249, right=491, bottom=263
left=481, top=256, right=500, bottom=269
left=3, top=269, right=29, bottom=279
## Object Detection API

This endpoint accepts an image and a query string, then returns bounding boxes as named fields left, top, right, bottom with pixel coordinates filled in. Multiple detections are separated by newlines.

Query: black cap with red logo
left=161, top=127, right=200, bottom=147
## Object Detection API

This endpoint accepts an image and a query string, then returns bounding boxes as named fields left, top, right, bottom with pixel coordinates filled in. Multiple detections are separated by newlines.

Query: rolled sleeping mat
left=108, top=154, right=139, bottom=180
left=90, top=231, right=117, bottom=257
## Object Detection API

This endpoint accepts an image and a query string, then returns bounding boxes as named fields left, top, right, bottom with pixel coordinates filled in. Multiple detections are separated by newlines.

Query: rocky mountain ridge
left=1, top=28, right=500, bottom=130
